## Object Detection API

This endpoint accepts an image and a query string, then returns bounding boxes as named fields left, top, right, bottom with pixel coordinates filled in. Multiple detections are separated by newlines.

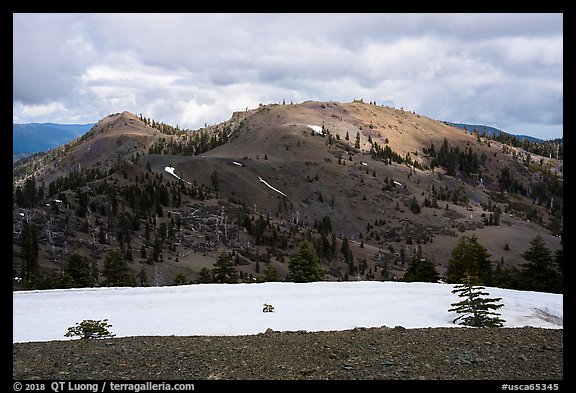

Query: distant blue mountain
left=13, top=122, right=95, bottom=155
left=443, top=121, right=547, bottom=143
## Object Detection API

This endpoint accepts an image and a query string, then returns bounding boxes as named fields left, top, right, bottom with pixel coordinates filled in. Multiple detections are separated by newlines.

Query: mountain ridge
left=443, top=121, right=562, bottom=144
left=12, top=100, right=563, bottom=289
left=14, top=112, right=560, bottom=155
left=13, top=122, right=95, bottom=155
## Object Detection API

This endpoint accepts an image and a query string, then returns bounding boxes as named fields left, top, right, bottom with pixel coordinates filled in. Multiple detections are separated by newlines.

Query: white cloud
left=15, top=102, right=67, bottom=119
left=12, top=13, right=563, bottom=139
left=81, top=62, right=181, bottom=87
left=496, top=36, right=563, bottom=66
left=175, top=99, right=215, bottom=128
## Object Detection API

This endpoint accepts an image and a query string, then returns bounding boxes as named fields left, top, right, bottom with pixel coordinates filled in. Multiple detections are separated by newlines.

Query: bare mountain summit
left=13, top=100, right=563, bottom=288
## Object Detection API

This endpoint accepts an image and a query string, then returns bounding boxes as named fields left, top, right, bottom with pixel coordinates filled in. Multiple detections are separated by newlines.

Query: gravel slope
left=13, top=326, right=563, bottom=381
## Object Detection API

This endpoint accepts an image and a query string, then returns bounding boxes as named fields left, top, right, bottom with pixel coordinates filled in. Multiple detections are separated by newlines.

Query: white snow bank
left=13, top=281, right=562, bottom=343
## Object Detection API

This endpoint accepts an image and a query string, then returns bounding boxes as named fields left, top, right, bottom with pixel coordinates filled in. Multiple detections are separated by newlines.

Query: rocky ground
left=13, top=326, right=563, bottom=382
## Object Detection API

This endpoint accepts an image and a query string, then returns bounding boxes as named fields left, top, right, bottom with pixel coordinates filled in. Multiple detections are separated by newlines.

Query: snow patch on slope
left=164, top=166, right=191, bottom=185
left=258, top=177, right=287, bottom=197
left=307, top=124, right=323, bottom=134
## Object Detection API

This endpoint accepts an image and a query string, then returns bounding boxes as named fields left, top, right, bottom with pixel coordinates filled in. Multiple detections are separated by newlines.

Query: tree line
left=18, top=213, right=562, bottom=294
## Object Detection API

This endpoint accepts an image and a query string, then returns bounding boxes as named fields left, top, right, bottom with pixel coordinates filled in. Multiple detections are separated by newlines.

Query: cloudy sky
left=13, top=13, right=563, bottom=140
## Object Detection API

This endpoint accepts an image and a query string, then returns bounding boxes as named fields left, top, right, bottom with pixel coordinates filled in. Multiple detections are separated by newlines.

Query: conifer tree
left=196, top=267, right=213, bottom=283
left=449, top=272, right=505, bottom=327
left=102, top=248, right=135, bottom=287
left=341, top=236, right=354, bottom=263
left=173, top=272, right=188, bottom=286
left=287, top=242, right=322, bottom=282
left=263, top=263, right=278, bottom=282
left=210, top=170, right=220, bottom=192
left=136, top=268, right=149, bottom=287
left=62, top=251, right=94, bottom=288
left=410, top=196, right=421, bottom=214
left=341, top=237, right=350, bottom=257
left=446, top=235, right=493, bottom=285
left=403, top=256, right=440, bottom=283
left=211, top=252, right=238, bottom=283
left=379, top=260, right=390, bottom=280
left=519, top=235, right=561, bottom=293
left=20, top=220, right=39, bottom=281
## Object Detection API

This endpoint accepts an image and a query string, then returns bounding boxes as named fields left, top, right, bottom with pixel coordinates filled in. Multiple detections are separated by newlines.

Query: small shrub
left=65, top=319, right=116, bottom=339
